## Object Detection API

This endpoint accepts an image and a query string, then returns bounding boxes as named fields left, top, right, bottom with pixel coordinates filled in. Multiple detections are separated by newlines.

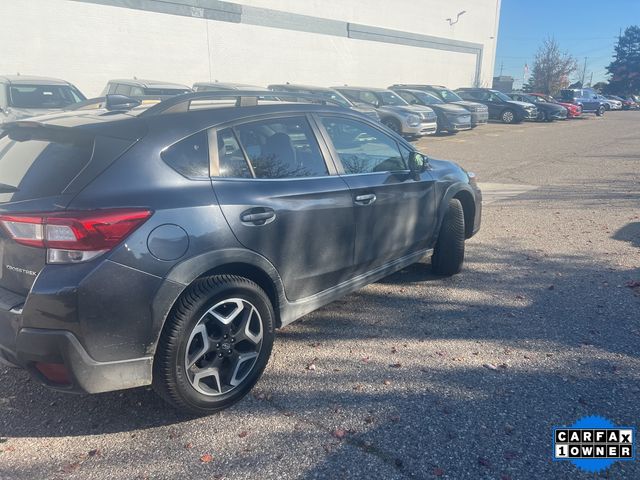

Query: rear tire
left=596, top=106, right=605, bottom=117
left=537, top=110, right=547, bottom=122
left=153, top=275, right=275, bottom=415
left=431, top=199, right=465, bottom=276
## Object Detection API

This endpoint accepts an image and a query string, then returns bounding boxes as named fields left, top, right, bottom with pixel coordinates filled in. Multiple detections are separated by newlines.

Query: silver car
left=334, top=86, right=437, bottom=137
left=0, top=75, right=86, bottom=123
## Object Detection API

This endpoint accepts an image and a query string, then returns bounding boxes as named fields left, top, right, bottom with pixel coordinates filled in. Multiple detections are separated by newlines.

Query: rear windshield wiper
left=0, top=183, right=18, bottom=193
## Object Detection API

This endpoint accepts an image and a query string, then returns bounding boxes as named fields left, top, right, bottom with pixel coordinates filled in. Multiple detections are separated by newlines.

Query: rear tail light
left=0, top=209, right=152, bottom=264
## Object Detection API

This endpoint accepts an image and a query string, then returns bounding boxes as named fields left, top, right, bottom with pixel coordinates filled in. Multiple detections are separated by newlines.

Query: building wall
left=0, top=0, right=500, bottom=97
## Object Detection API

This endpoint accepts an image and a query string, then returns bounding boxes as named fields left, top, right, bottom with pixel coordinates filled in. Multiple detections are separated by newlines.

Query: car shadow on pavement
left=613, top=221, right=640, bottom=247
left=0, top=242, right=638, bottom=461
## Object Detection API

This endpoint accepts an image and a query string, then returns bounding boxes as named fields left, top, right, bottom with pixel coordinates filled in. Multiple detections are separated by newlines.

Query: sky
left=495, top=0, right=640, bottom=89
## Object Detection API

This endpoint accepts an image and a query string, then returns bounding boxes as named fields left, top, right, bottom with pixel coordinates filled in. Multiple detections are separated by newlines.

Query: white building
left=1, top=0, right=501, bottom=98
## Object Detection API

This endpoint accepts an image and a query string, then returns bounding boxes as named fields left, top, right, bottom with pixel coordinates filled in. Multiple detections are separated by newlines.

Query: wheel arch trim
left=150, top=249, right=286, bottom=355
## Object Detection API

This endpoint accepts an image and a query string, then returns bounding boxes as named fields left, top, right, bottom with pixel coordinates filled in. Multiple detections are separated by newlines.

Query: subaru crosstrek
left=0, top=92, right=481, bottom=414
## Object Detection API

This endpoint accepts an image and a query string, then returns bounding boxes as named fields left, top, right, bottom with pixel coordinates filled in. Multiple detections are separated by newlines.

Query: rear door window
left=0, top=128, right=93, bottom=203
left=233, top=117, right=328, bottom=179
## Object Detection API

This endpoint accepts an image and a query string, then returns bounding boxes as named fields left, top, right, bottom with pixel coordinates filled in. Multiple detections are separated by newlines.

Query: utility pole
left=499, top=61, right=504, bottom=76
left=581, top=57, right=588, bottom=85
left=588, top=72, right=593, bottom=87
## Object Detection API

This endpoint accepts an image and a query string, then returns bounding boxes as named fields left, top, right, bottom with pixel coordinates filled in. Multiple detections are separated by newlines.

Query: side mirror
left=409, top=152, right=428, bottom=175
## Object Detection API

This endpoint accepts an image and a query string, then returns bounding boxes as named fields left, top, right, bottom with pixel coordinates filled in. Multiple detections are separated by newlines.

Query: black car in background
left=391, top=88, right=472, bottom=133
left=508, top=93, right=567, bottom=121
left=390, top=84, right=489, bottom=127
left=0, top=75, right=86, bottom=123
left=456, top=88, right=538, bottom=124
left=268, top=84, right=380, bottom=121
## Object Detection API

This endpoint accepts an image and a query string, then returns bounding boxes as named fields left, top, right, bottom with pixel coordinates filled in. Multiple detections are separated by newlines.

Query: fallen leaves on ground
left=199, top=453, right=214, bottom=463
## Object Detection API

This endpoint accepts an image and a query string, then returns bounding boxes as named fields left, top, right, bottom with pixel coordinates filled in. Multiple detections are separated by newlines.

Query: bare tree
left=530, top=37, right=577, bottom=95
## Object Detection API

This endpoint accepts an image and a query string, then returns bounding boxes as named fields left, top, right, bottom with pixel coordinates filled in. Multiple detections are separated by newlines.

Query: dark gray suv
left=0, top=92, right=481, bottom=414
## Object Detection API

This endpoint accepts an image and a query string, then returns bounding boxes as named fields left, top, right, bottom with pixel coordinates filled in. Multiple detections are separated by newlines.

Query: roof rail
left=139, top=91, right=344, bottom=117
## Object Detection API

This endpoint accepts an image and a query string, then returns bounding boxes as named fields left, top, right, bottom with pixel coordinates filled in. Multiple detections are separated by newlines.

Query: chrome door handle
left=354, top=193, right=376, bottom=205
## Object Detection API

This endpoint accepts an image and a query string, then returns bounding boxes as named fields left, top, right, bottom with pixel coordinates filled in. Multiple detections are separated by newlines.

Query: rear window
left=8, top=84, right=84, bottom=108
left=0, top=128, right=93, bottom=203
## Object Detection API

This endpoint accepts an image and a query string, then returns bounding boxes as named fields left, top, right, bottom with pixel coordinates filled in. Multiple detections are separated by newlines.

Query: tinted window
left=114, top=84, right=131, bottom=95
left=0, top=128, right=93, bottom=202
left=162, top=131, right=209, bottom=179
left=437, top=89, right=464, bottom=102
left=216, top=128, right=252, bottom=178
left=235, top=117, right=328, bottom=179
left=8, top=84, right=83, bottom=108
left=321, top=117, right=406, bottom=174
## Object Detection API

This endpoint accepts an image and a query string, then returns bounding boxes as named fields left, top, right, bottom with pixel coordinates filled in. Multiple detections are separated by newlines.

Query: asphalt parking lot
left=1, top=112, right=639, bottom=480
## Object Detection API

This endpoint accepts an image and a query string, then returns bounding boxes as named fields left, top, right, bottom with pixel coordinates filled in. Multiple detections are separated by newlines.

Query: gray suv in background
left=0, top=75, right=86, bottom=123
left=0, top=91, right=481, bottom=414
left=334, top=86, right=438, bottom=137
left=391, top=88, right=472, bottom=133
left=268, top=84, right=380, bottom=122
left=101, top=79, right=192, bottom=97
left=390, top=84, right=489, bottom=127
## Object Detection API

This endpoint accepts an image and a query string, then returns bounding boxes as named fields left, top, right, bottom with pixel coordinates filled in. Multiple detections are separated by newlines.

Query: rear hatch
left=0, top=117, right=143, bottom=295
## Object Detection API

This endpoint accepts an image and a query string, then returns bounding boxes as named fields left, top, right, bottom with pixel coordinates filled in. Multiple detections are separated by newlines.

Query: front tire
left=501, top=109, right=517, bottom=124
left=153, top=275, right=275, bottom=415
left=431, top=199, right=465, bottom=276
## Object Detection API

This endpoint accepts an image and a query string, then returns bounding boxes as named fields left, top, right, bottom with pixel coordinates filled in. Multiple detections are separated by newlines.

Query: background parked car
left=391, top=88, right=472, bottom=133
left=268, top=84, right=380, bottom=122
left=508, top=93, right=567, bottom=121
left=606, top=95, right=633, bottom=110
left=558, top=88, right=606, bottom=116
left=597, top=94, right=621, bottom=110
left=0, top=75, right=86, bottom=123
left=528, top=93, right=582, bottom=118
left=390, top=84, right=489, bottom=127
left=193, top=82, right=267, bottom=91
left=101, top=79, right=192, bottom=97
left=456, top=88, right=537, bottom=124
left=334, top=86, right=437, bottom=137
left=619, top=95, right=639, bottom=110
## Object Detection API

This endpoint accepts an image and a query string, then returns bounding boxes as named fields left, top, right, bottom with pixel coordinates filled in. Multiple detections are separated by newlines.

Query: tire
left=603, top=103, right=610, bottom=111
left=383, top=118, right=402, bottom=134
left=501, top=109, right=517, bottom=124
left=596, top=106, right=605, bottom=117
left=431, top=198, right=465, bottom=276
left=537, top=110, right=547, bottom=122
left=153, top=275, right=275, bottom=415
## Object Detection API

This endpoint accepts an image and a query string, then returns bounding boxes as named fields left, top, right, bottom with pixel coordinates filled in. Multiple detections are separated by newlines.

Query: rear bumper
left=0, top=258, right=163, bottom=393
left=0, top=323, right=152, bottom=393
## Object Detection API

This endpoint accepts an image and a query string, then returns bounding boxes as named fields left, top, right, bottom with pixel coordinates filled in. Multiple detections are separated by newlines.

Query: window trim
left=312, top=113, right=413, bottom=177
left=209, top=114, right=337, bottom=180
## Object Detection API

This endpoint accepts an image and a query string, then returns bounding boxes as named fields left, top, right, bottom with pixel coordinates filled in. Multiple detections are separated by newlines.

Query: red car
left=530, top=93, right=582, bottom=118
